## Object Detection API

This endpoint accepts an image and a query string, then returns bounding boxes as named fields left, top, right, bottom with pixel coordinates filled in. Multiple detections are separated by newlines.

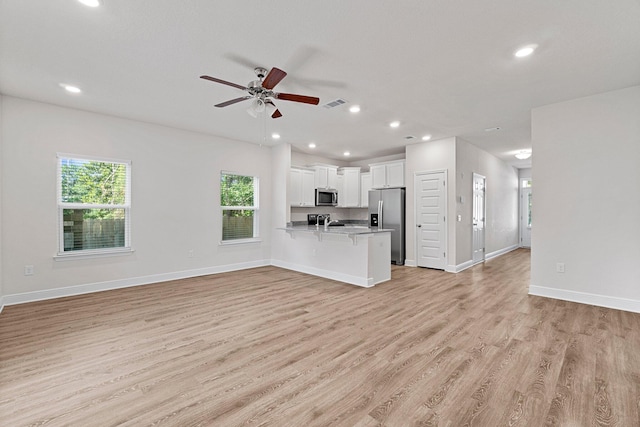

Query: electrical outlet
left=312, top=249, right=317, bottom=257
left=188, top=250, right=194, bottom=258
left=24, top=265, right=34, bottom=276
left=556, top=262, right=565, bottom=273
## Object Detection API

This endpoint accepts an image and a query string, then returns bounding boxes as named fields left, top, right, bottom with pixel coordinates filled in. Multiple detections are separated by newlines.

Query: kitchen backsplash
left=290, top=207, right=368, bottom=222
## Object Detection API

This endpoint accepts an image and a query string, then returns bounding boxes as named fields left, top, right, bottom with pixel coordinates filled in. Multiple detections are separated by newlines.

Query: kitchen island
left=274, top=224, right=392, bottom=287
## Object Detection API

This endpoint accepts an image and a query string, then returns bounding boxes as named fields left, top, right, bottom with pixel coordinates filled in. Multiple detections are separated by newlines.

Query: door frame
left=519, top=179, right=532, bottom=248
left=472, top=173, right=486, bottom=264
left=414, top=169, right=448, bottom=269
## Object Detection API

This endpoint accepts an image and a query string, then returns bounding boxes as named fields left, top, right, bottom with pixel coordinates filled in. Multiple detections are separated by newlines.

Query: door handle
left=417, top=224, right=422, bottom=228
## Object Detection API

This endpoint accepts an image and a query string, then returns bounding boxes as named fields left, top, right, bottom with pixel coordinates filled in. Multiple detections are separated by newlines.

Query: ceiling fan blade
left=262, top=67, right=287, bottom=89
left=200, top=75, right=247, bottom=91
left=215, top=96, right=252, bottom=108
left=275, top=92, right=320, bottom=105
left=264, top=99, right=283, bottom=119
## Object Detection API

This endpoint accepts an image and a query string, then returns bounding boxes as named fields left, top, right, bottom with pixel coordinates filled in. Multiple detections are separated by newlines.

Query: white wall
left=519, top=167, right=531, bottom=181
left=405, top=137, right=457, bottom=268
left=0, top=95, right=4, bottom=311
left=531, top=85, right=640, bottom=312
left=455, top=139, right=519, bottom=265
left=1, top=97, right=273, bottom=301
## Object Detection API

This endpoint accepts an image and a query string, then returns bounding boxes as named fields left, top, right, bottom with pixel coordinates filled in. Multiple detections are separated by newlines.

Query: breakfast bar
left=274, top=224, right=392, bottom=287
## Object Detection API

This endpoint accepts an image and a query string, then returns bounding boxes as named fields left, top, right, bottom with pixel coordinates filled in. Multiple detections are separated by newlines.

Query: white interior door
left=520, top=182, right=532, bottom=247
left=472, top=173, right=486, bottom=264
left=416, top=171, right=446, bottom=270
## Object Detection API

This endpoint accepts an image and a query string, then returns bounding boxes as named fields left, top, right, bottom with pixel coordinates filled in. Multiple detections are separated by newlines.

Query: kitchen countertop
left=278, top=224, right=393, bottom=235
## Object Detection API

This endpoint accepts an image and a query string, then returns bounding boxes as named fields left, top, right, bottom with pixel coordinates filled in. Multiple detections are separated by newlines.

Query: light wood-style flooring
left=1, top=249, right=640, bottom=426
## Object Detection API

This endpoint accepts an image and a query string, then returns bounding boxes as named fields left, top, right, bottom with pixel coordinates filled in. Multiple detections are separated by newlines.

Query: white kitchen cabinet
left=314, top=165, right=338, bottom=189
left=370, top=160, right=405, bottom=188
left=360, top=172, right=371, bottom=207
left=290, top=167, right=315, bottom=207
left=339, top=167, right=361, bottom=208
left=335, top=174, right=345, bottom=207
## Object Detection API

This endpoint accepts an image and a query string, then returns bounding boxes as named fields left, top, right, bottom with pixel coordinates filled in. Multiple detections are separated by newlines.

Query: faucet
left=325, top=219, right=340, bottom=231
left=315, top=214, right=324, bottom=229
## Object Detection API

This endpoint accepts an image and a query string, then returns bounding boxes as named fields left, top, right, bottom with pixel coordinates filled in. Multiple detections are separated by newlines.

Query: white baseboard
left=0, top=295, right=5, bottom=314
left=2, top=260, right=271, bottom=306
left=486, top=244, right=519, bottom=261
left=450, top=244, right=519, bottom=273
left=404, top=259, right=417, bottom=267
left=271, top=259, right=374, bottom=288
left=529, top=285, right=640, bottom=314
left=450, top=260, right=475, bottom=273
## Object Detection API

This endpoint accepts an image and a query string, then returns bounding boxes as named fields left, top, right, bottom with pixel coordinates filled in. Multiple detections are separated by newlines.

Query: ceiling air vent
left=323, top=98, right=347, bottom=109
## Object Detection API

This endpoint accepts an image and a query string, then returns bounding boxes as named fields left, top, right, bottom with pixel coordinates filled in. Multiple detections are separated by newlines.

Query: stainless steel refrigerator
left=369, top=188, right=406, bottom=265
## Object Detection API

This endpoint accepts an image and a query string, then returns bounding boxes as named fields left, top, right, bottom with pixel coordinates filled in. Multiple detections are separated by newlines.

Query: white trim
left=54, top=247, right=135, bottom=261
left=0, top=296, right=5, bottom=314
left=57, top=152, right=132, bottom=166
left=451, top=260, right=475, bottom=273
left=529, top=285, right=640, bottom=314
left=472, top=173, right=486, bottom=264
left=404, top=259, right=417, bottom=267
left=271, top=259, right=376, bottom=288
left=219, top=238, right=262, bottom=246
left=2, top=260, right=270, bottom=306
left=485, top=244, right=519, bottom=261
left=450, top=244, right=519, bottom=273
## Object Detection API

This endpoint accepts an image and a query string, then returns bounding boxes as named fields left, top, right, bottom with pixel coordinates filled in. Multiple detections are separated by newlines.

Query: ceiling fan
left=200, top=67, right=320, bottom=119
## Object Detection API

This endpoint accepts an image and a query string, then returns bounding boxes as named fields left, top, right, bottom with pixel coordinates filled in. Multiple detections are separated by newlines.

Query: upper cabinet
left=370, top=160, right=405, bottom=189
left=360, top=172, right=372, bottom=207
left=314, top=165, right=338, bottom=189
left=290, top=167, right=315, bottom=207
left=338, top=167, right=361, bottom=208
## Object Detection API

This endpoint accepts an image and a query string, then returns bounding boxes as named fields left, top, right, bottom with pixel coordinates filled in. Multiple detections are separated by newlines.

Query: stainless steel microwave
left=315, top=189, right=338, bottom=206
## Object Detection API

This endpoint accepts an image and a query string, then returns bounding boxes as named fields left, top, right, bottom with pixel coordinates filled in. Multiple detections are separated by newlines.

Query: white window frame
left=220, top=171, right=260, bottom=245
left=55, top=153, right=133, bottom=260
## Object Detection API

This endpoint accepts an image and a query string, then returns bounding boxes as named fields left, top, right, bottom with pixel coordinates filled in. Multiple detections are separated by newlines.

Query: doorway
left=520, top=179, right=532, bottom=247
left=472, top=173, right=486, bottom=264
left=415, top=170, right=447, bottom=270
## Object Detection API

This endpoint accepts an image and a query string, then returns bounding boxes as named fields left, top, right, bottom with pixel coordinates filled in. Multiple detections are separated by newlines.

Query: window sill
left=54, top=248, right=135, bottom=261
left=219, top=238, right=262, bottom=246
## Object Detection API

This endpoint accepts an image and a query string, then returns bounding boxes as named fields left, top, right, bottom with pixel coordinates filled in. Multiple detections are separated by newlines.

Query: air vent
left=323, top=98, right=347, bottom=109
left=404, top=135, right=415, bottom=140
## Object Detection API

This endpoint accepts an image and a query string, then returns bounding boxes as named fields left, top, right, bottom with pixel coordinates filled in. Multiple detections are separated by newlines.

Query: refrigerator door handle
left=378, top=200, right=383, bottom=228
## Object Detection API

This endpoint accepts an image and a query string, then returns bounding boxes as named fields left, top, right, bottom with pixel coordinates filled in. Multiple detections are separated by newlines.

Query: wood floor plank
left=2, top=249, right=640, bottom=426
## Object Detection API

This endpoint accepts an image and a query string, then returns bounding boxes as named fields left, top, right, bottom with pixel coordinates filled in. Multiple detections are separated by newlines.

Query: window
left=57, top=154, right=131, bottom=256
left=220, top=172, right=259, bottom=243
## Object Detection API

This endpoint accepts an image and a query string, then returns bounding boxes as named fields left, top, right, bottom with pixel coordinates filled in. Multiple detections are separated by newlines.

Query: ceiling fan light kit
left=200, top=66, right=319, bottom=119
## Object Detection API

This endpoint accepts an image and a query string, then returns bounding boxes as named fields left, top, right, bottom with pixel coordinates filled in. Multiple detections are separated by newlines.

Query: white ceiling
left=1, top=1, right=639, bottom=167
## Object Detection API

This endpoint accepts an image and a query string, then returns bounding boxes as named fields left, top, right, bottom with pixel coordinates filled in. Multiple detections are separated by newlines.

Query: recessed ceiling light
left=515, top=150, right=532, bottom=160
left=308, top=143, right=316, bottom=149
left=514, top=44, right=537, bottom=58
left=271, top=133, right=280, bottom=140
left=343, top=151, right=350, bottom=156
left=421, top=135, right=432, bottom=141
left=78, top=0, right=101, bottom=7
left=60, top=84, right=82, bottom=94
left=349, top=105, right=361, bottom=113
left=389, top=121, right=400, bottom=128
